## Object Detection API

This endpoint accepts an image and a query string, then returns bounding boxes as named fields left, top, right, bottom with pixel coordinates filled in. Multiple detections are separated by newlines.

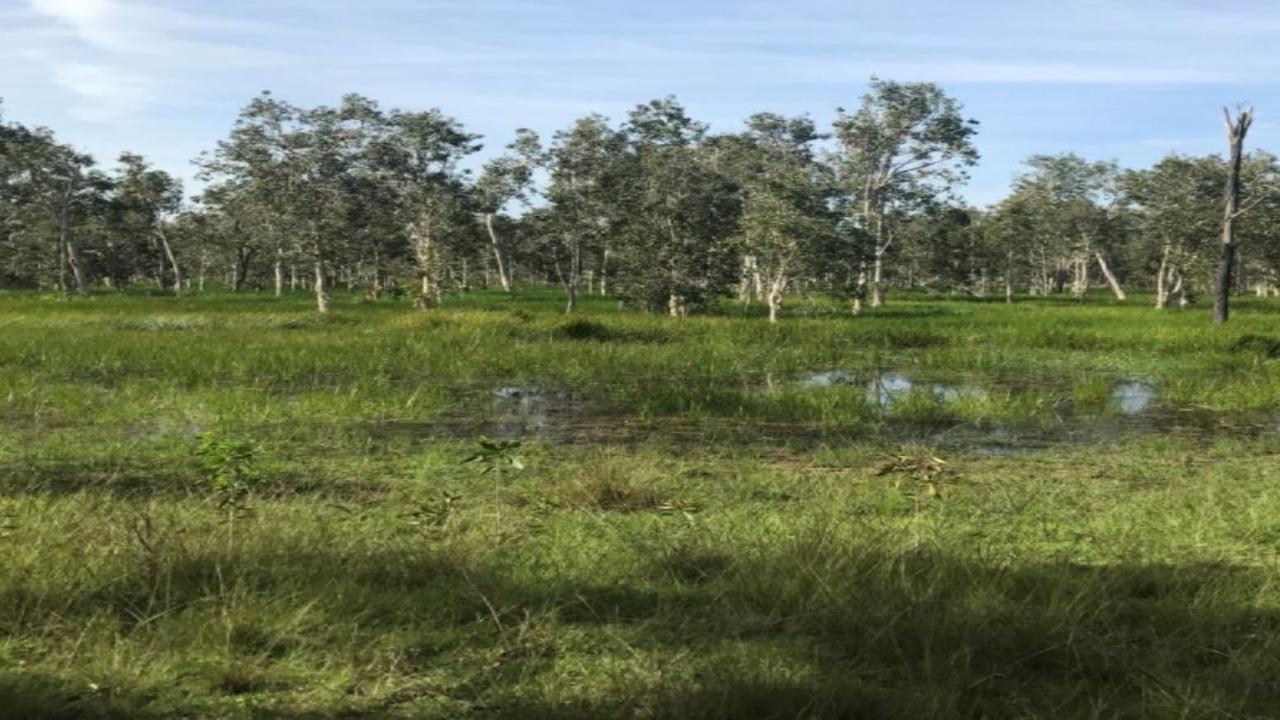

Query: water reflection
left=492, top=387, right=550, bottom=438
left=797, top=371, right=987, bottom=409
left=1113, top=382, right=1155, bottom=415
left=795, top=371, right=856, bottom=387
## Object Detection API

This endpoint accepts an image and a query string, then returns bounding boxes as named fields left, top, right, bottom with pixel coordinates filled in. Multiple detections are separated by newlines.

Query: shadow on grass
left=7, top=537, right=1280, bottom=718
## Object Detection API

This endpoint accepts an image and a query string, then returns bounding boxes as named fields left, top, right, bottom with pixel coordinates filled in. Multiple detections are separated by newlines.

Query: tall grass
left=4, top=287, right=1280, bottom=717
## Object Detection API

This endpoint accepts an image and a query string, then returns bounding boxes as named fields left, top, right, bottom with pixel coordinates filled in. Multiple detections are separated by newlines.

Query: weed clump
left=883, top=328, right=948, bottom=349
left=1231, top=334, right=1280, bottom=359
left=543, top=474, right=672, bottom=512
left=657, top=541, right=733, bottom=583
left=555, top=318, right=615, bottom=342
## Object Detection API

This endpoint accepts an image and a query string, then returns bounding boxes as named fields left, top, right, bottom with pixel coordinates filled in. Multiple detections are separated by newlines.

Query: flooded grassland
left=4, top=288, right=1280, bottom=718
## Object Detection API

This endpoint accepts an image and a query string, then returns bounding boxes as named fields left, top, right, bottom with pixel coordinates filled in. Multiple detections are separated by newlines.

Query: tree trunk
left=482, top=213, right=511, bottom=292
left=232, top=247, right=253, bottom=292
left=414, top=217, right=439, bottom=310
left=58, top=204, right=88, bottom=296
left=850, top=265, right=867, bottom=316
left=1214, top=107, right=1253, bottom=325
left=64, top=237, right=88, bottom=296
left=314, top=260, right=331, bottom=313
left=738, top=255, right=755, bottom=303
left=273, top=249, right=284, bottom=297
left=1095, top=252, right=1125, bottom=300
left=1155, top=245, right=1170, bottom=309
left=1071, top=237, right=1090, bottom=299
left=157, top=230, right=182, bottom=296
left=598, top=248, right=609, bottom=296
left=870, top=249, right=885, bottom=307
left=1169, top=271, right=1186, bottom=308
left=57, top=234, right=67, bottom=295
left=766, top=273, right=786, bottom=324
left=1004, top=251, right=1014, bottom=304
left=563, top=237, right=580, bottom=314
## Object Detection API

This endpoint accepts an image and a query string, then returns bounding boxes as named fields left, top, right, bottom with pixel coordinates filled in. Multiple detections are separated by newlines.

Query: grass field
left=4, top=286, right=1280, bottom=719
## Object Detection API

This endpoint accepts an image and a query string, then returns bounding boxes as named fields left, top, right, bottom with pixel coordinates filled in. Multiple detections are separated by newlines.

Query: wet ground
left=353, top=370, right=1280, bottom=453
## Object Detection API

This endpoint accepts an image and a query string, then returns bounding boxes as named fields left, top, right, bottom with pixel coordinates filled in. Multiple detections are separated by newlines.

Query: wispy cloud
left=28, top=0, right=270, bottom=55
left=51, top=62, right=155, bottom=122
left=23, top=0, right=287, bottom=122
left=8, top=0, right=1280, bottom=200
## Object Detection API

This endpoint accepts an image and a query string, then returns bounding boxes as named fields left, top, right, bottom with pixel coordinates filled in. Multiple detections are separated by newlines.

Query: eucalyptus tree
left=1, top=123, right=107, bottom=295
left=975, top=202, right=1035, bottom=302
left=545, top=114, right=630, bottom=313
left=718, top=113, right=834, bottom=322
left=833, top=78, right=978, bottom=309
left=196, top=92, right=304, bottom=296
left=1121, top=156, right=1222, bottom=308
left=112, top=153, right=184, bottom=293
left=194, top=183, right=266, bottom=291
left=0, top=108, right=43, bottom=286
left=1008, top=154, right=1127, bottom=299
left=898, top=203, right=987, bottom=295
left=290, top=95, right=391, bottom=312
left=619, top=97, right=740, bottom=316
left=474, top=129, right=541, bottom=292
left=368, top=105, right=481, bottom=308
left=1232, top=152, right=1280, bottom=299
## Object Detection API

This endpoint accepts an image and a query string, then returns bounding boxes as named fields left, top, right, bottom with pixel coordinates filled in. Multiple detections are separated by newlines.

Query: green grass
left=4, top=286, right=1280, bottom=718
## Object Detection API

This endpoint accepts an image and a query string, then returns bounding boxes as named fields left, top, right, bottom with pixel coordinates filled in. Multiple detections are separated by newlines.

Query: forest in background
left=1, top=79, right=1276, bottom=322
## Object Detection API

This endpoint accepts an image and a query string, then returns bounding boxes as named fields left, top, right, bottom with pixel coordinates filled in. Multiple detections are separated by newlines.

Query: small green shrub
left=196, top=434, right=260, bottom=503
left=555, top=318, right=615, bottom=341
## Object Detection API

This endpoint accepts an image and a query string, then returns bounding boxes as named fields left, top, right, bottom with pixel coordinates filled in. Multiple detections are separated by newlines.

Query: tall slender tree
left=833, top=78, right=978, bottom=310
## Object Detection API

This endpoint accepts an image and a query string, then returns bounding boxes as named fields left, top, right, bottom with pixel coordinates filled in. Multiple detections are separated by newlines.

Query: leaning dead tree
left=1213, top=106, right=1253, bottom=325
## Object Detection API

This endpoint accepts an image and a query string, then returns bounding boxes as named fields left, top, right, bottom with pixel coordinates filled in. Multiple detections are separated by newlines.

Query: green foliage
left=461, top=438, right=525, bottom=475
left=553, top=318, right=614, bottom=341
left=195, top=433, right=259, bottom=501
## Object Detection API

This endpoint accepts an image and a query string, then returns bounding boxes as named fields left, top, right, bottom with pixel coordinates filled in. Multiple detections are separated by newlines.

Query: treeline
left=2, top=80, right=1278, bottom=320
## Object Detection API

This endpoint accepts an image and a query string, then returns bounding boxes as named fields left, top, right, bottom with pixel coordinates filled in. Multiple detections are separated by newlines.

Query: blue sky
left=3, top=0, right=1280, bottom=205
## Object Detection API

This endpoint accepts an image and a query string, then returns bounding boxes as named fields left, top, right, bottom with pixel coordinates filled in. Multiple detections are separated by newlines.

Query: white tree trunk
left=314, top=261, right=331, bottom=313
left=483, top=213, right=511, bottom=292
left=1155, top=246, right=1169, bottom=309
left=870, top=249, right=885, bottom=307
left=598, top=249, right=609, bottom=296
left=738, top=255, right=756, bottom=303
left=157, top=230, right=183, bottom=296
left=1095, top=253, right=1126, bottom=300
left=766, top=275, right=786, bottom=324
left=668, top=293, right=687, bottom=318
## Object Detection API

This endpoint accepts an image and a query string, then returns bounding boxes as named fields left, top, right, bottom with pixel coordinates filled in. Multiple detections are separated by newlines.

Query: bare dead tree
left=1213, top=106, right=1253, bottom=325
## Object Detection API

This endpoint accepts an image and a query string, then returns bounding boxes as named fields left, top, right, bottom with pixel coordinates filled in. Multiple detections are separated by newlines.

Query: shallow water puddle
left=491, top=387, right=552, bottom=438
left=1113, top=382, right=1155, bottom=414
left=354, top=372, right=1278, bottom=451
left=867, top=373, right=915, bottom=407
left=794, top=371, right=856, bottom=387
left=797, top=371, right=984, bottom=409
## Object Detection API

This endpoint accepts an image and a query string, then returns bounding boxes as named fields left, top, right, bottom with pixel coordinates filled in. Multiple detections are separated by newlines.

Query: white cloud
left=27, top=0, right=279, bottom=59
left=29, top=0, right=132, bottom=51
left=51, top=62, right=155, bottom=122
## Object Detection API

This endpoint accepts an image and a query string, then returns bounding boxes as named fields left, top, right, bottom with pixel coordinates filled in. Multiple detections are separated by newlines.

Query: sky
left=3, top=0, right=1280, bottom=206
